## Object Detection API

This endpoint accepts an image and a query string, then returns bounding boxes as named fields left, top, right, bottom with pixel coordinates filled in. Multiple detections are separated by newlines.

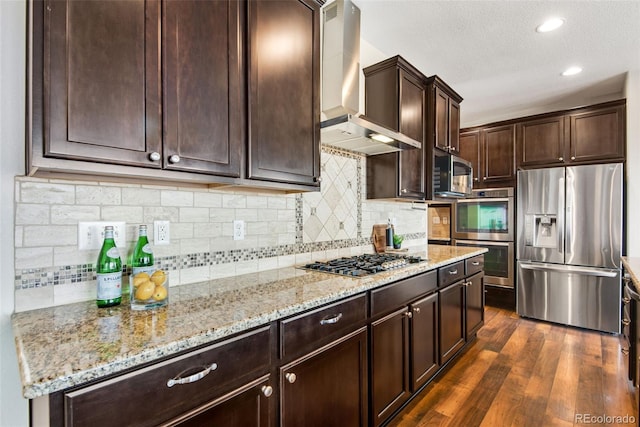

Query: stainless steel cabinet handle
left=405, top=311, right=413, bottom=318
left=261, top=385, right=273, bottom=397
left=167, top=363, right=217, bottom=388
left=622, top=319, right=631, bottom=326
left=149, top=152, right=161, bottom=161
left=320, top=313, right=343, bottom=325
left=168, top=154, right=181, bottom=164
left=413, top=307, right=421, bottom=314
left=285, top=373, right=297, bottom=384
left=472, top=261, right=480, bottom=266
left=448, top=269, right=458, bottom=275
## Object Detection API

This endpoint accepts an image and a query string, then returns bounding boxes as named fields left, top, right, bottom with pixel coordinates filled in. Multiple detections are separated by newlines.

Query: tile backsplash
left=14, top=146, right=427, bottom=312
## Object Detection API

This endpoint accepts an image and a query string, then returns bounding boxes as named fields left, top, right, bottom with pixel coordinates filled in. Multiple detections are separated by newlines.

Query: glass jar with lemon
left=130, top=225, right=169, bottom=310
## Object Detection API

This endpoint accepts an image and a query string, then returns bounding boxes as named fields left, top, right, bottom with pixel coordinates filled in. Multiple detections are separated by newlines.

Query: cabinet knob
left=149, top=152, right=161, bottom=162
left=405, top=311, right=413, bottom=318
left=169, top=154, right=181, bottom=164
left=261, top=385, right=273, bottom=397
left=623, top=297, right=631, bottom=305
left=622, top=318, right=631, bottom=326
left=450, top=147, right=456, bottom=152
left=401, top=188, right=407, bottom=194
left=314, top=176, right=323, bottom=183
left=558, top=157, right=564, bottom=161
left=622, top=348, right=630, bottom=356
left=285, top=372, right=297, bottom=384
left=571, top=156, right=576, bottom=160
left=413, top=307, right=421, bottom=314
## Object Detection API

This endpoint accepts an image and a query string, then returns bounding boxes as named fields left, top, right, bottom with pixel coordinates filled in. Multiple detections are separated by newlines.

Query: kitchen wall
left=13, top=146, right=427, bottom=312
left=625, top=70, right=640, bottom=256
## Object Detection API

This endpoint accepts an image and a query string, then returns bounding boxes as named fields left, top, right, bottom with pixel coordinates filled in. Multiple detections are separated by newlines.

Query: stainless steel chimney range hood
left=320, top=0, right=422, bottom=155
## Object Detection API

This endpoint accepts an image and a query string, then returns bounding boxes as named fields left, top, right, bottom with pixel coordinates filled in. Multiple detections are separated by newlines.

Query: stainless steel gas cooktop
left=302, top=253, right=424, bottom=277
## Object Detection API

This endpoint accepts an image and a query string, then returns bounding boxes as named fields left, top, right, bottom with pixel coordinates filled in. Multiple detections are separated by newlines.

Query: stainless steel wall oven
left=453, top=188, right=515, bottom=288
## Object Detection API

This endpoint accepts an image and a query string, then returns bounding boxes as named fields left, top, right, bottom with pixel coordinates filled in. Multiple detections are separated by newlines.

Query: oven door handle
left=455, top=197, right=511, bottom=204
left=454, top=239, right=511, bottom=247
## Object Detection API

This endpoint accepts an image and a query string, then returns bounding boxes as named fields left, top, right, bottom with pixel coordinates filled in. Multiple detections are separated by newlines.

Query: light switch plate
left=78, top=222, right=126, bottom=250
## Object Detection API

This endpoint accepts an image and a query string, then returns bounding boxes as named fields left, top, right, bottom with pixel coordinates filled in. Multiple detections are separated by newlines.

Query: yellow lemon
left=152, top=285, right=168, bottom=301
left=150, top=270, right=166, bottom=286
left=134, top=281, right=155, bottom=301
left=132, top=274, right=150, bottom=289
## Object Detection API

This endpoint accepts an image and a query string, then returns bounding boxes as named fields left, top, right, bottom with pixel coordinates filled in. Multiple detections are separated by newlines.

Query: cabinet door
left=371, top=308, right=411, bottom=427
left=434, top=88, right=450, bottom=151
left=163, top=0, right=243, bottom=177
left=482, top=124, right=515, bottom=184
left=410, top=292, right=439, bottom=391
left=458, top=130, right=481, bottom=186
left=448, top=100, right=461, bottom=153
left=247, top=0, right=320, bottom=186
left=465, top=272, right=484, bottom=338
left=280, top=328, right=368, bottom=427
left=439, top=281, right=465, bottom=365
left=169, top=376, right=273, bottom=427
left=517, top=115, right=566, bottom=167
left=569, top=104, right=625, bottom=163
left=44, top=0, right=162, bottom=167
left=398, top=71, right=426, bottom=199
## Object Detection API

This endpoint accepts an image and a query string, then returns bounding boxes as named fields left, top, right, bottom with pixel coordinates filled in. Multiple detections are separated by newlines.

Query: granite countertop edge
left=14, top=246, right=487, bottom=399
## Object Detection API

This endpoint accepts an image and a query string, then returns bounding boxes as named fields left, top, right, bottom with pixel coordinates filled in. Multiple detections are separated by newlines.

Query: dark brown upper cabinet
left=516, top=115, right=566, bottom=168
left=29, top=0, right=321, bottom=192
left=426, top=76, right=463, bottom=154
left=162, top=0, right=243, bottom=177
left=247, top=0, right=321, bottom=187
left=458, top=125, right=515, bottom=188
left=36, top=0, right=162, bottom=168
left=364, top=56, right=426, bottom=200
left=515, top=100, right=625, bottom=169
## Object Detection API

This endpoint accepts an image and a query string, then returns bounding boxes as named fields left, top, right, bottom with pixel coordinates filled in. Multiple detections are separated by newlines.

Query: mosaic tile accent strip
left=14, top=233, right=426, bottom=290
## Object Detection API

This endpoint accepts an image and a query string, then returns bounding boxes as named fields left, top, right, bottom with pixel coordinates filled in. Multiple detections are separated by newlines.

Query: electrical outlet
left=154, top=220, right=171, bottom=245
left=78, top=222, right=126, bottom=250
left=233, top=220, right=245, bottom=240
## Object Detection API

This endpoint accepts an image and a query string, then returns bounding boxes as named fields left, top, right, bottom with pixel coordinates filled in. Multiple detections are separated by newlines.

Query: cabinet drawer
left=438, top=261, right=465, bottom=288
left=65, top=326, right=272, bottom=427
left=465, top=255, right=484, bottom=276
left=280, top=294, right=367, bottom=359
left=371, top=271, right=437, bottom=318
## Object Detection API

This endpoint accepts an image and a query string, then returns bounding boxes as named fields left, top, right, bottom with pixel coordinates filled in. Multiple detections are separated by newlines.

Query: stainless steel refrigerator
left=516, top=163, right=623, bottom=333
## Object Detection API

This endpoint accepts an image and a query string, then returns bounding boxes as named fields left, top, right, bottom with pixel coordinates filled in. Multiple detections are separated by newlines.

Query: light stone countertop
left=12, top=245, right=486, bottom=399
left=622, top=257, right=640, bottom=286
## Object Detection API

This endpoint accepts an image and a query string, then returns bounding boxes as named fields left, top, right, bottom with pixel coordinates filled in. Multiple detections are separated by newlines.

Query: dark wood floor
left=389, top=306, right=637, bottom=427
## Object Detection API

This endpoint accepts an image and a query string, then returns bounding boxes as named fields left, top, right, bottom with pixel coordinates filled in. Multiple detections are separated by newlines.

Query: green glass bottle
left=131, top=224, right=155, bottom=276
left=96, top=226, right=122, bottom=308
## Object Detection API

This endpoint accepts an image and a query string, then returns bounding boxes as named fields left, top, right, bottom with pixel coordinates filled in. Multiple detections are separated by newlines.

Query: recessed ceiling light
left=536, top=18, right=565, bottom=33
left=562, top=66, right=583, bottom=76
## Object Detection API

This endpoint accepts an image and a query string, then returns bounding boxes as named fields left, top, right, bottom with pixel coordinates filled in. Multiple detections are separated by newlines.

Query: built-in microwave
left=432, top=151, right=473, bottom=198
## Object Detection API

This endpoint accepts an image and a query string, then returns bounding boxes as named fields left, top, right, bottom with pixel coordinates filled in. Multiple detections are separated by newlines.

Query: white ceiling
left=355, top=0, right=640, bottom=128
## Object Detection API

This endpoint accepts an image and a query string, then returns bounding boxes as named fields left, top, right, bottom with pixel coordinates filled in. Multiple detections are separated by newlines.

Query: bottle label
left=141, top=244, right=153, bottom=255
left=97, top=272, right=122, bottom=300
left=132, top=266, right=155, bottom=276
left=106, top=247, right=120, bottom=258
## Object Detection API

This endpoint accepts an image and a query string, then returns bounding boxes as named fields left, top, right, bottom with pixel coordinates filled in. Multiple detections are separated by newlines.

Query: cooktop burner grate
left=302, top=253, right=424, bottom=277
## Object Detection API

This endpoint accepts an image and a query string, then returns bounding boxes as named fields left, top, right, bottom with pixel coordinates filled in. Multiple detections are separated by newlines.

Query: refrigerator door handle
left=565, top=171, right=573, bottom=255
left=519, top=262, right=618, bottom=278
left=558, top=176, right=565, bottom=254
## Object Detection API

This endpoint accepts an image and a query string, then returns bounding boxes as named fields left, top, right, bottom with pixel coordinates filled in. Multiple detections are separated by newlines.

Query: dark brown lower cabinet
left=280, top=328, right=368, bottom=427
left=465, top=273, right=484, bottom=338
left=439, top=281, right=465, bottom=365
left=410, top=292, right=439, bottom=391
left=167, top=376, right=272, bottom=426
left=371, top=308, right=411, bottom=426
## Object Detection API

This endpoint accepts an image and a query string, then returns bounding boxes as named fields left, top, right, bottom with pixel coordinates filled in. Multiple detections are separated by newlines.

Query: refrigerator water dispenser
left=523, top=214, right=557, bottom=248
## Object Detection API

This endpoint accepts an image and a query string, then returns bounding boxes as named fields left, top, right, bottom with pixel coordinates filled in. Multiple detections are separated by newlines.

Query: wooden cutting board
left=371, top=224, right=388, bottom=253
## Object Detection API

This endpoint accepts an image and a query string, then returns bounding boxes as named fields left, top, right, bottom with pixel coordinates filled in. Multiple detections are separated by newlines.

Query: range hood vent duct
left=320, top=0, right=422, bottom=155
